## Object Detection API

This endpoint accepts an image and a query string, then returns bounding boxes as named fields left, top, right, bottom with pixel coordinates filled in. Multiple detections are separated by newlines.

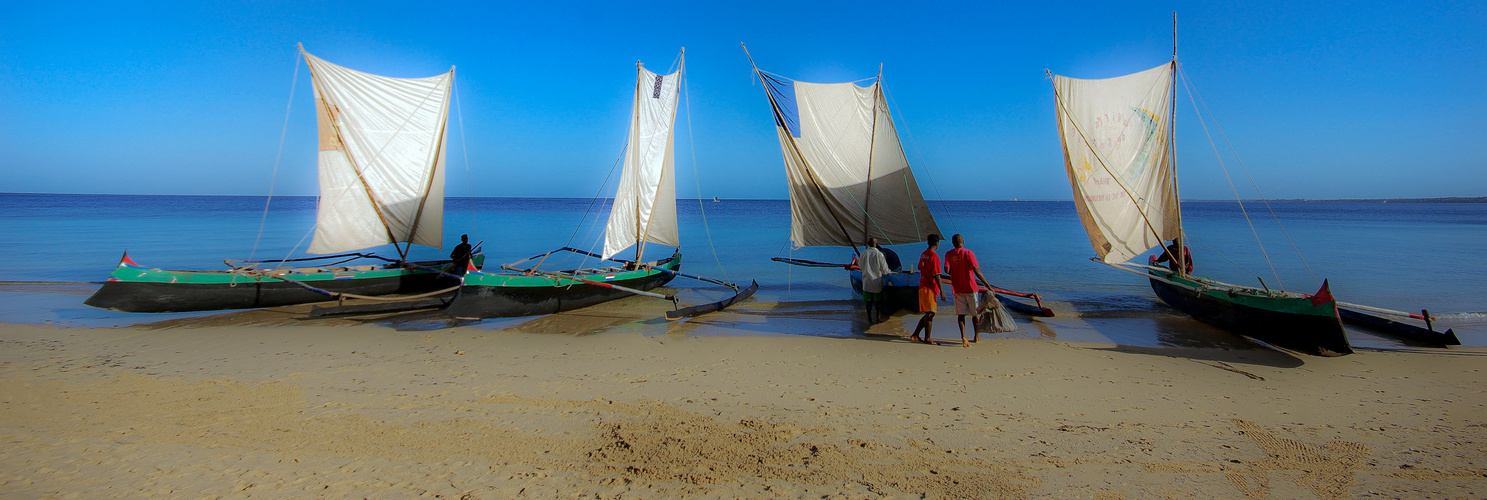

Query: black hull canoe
left=849, top=270, right=921, bottom=316
left=84, top=253, right=467, bottom=313
left=445, top=254, right=680, bottom=319
left=87, top=273, right=452, bottom=313
left=1148, top=271, right=1352, bottom=357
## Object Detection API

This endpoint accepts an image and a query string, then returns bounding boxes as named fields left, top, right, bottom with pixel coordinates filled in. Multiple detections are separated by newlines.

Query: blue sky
left=2, top=1, right=1483, bottom=200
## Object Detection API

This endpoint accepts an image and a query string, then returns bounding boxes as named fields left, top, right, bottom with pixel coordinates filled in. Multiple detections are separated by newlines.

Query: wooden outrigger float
left=1337, top=303, right=1461, bottom=347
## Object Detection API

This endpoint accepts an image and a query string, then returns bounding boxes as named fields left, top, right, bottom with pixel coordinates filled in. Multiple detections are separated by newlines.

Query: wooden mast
left=300, top=44, right=406, bottom=260
left=1168, top=12, right=1186, bottom=277
left=634, top=48, right=685, bottom=264
left=632, top=60, right=645, bottom=264
left=861, top=64, right=882, bottom=246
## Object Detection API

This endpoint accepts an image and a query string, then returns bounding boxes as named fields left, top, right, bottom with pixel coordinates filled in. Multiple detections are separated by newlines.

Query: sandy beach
left=2, top=300, right=1485, bottom=499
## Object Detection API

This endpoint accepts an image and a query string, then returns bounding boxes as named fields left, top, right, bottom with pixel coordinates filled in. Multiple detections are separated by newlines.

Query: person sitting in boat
left=858, top=238, right=892, bottom=324
left=1152, top=239, right=1193, bottom=274
left=450, top=234, right=474, bottom=274
left=881, top=246, right=902, bottom=272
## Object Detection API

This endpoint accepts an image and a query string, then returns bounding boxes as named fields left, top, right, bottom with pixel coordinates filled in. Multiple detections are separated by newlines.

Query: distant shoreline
left=3, top=193, right=1485, bottom=203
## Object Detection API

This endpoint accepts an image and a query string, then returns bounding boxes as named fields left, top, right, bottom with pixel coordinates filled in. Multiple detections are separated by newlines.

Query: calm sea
left=2, top=193, right=1482, bottom=349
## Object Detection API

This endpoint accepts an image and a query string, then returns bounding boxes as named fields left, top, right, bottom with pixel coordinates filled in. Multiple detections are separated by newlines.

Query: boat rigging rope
left=682, top=57, right=732, bottom=282
left=884, top=85, right=961, bottom=238
left=269, top=273, right=460, bottom=302
left=1176, top=67, right=1285, bottom=290
left=246, top=50, right=302, bottom=269
left=453, top=78, right=480, bottom=238
left=538, top=139, right=627, bottom=272
left=1178, top=66, right=1319, bottom=287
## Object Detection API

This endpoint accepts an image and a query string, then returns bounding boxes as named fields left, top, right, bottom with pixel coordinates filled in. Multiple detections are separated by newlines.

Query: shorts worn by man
left=858, top=238, right=891, bottom=324
left=910, top=234, right=943, bottom=344
left=944, top=234, right=991, bottom=347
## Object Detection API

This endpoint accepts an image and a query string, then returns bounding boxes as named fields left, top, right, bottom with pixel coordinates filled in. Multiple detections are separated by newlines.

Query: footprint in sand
left=1226, top=419, right=1371, bottom=499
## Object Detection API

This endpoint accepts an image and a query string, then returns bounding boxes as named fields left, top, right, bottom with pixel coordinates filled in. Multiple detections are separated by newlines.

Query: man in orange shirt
left=944, top=234, right=991, bottom=347
left=909, top=234, right=943, bottom=344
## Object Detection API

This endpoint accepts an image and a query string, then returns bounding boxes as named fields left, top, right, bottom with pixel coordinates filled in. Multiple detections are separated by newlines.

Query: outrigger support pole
left=499, top=266, right=675, bottom=302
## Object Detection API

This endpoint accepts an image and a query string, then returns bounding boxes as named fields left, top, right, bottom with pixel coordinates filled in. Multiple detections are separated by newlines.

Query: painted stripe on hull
left=1149, top=277, right=1351, bottom=357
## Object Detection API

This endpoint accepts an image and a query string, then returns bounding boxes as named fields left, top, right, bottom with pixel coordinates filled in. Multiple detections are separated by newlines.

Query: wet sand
left=3, top=298, right=1485, bottom=499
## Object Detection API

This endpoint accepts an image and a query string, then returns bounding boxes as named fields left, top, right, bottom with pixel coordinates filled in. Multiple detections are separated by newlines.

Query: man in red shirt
left=909, top=234, right=943, bottom=344
left=944, top=234, right=991, bottom=347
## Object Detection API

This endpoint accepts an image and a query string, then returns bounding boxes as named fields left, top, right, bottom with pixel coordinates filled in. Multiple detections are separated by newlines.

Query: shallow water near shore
left=2, top=193, right=1483, bottom=351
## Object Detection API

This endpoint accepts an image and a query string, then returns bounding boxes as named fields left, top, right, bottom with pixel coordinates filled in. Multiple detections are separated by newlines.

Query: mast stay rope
left=247, top=49, right=302, bottom=267
left=1178, top=65, right=1319, bottom=287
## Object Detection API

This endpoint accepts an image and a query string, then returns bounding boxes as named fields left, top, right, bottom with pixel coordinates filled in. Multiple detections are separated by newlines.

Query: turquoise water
left=1, top=193, right=1482, bottom=349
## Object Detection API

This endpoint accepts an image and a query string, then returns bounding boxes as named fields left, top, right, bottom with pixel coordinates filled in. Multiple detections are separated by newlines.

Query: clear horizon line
left=2, top=192, right=1484, bottom=203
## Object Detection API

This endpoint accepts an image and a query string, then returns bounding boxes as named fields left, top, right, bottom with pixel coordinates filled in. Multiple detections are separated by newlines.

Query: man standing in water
left=858, top=237, right=891, bottom=324
left=945, top=234, right=991, bottom=347
left=910, top=234, right=943, bottom=344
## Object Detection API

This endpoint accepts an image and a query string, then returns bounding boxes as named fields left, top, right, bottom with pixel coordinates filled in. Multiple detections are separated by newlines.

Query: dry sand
left=2, top=302, right=1485, bottom=498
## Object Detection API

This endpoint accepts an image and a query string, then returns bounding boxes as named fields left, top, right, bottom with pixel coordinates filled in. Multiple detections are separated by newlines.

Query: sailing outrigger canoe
left=746, top=45, right=1051, bottom=319
left=86, top=46, right=472, bottom=313
left=440, top=50, right=755, bottom=321
left=1050, top=34, right=1351, bottom=356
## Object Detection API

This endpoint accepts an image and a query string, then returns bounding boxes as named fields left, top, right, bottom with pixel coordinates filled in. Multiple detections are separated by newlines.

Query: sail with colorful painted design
left=1052, top=62, right=1180, bottom=264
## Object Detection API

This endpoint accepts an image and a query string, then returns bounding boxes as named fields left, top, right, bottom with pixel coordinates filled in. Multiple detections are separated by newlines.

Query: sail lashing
left=601, top=61, right=682, bottom=261
left=758, top=72, right=939, bottom=248
left=301, top=49, right=454, bottom=255
left=1052, top=62, right=1181, bottom=264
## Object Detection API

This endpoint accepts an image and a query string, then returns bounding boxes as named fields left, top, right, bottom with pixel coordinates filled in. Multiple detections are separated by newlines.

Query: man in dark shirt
left=450, top=234, right=474, bottom=274
left=1153, top=238, right=1193, bottom=274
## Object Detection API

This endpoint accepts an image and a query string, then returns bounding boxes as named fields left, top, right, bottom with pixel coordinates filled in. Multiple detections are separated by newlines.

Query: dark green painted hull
left=85, top=256, right=472, bottom=313
left=1149, top=271, right=1351, bottom=357
left=445, top=253, right=680, bottom=319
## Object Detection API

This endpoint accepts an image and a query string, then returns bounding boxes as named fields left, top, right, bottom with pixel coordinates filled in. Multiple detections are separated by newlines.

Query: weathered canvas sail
left=759, top=72, right=939, bottom=248
left=302, top=49, right=453, bottom=255
left=1053, top=62, right=1180, bottom=264
left=602, top=63, right=681, bottom=260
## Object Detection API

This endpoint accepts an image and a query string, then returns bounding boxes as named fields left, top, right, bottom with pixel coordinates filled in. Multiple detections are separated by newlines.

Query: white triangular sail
left=758, top=71, right=939, bottom=248
left=601, top=62, right=682, bottom=261
left=1053, top=62, right=1181, bottom=264
left=302, top=49, right=453, bottom=255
